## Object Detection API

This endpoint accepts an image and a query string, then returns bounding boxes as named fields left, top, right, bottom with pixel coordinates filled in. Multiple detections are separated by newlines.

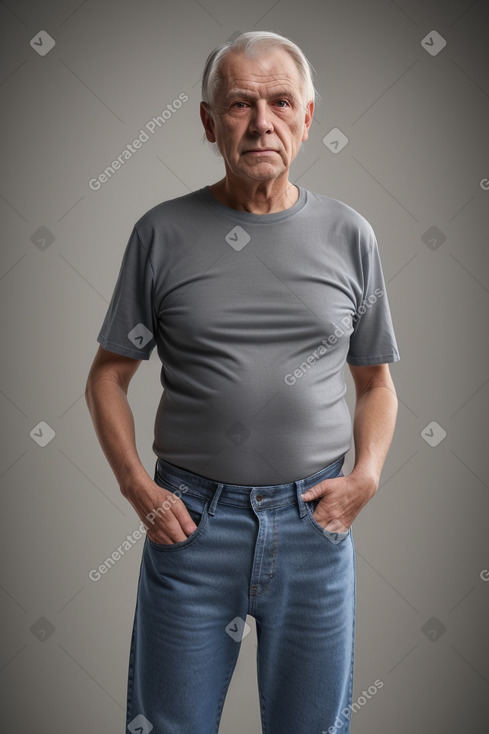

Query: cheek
left=219, top=121, right=245, bottom=146
left=278, top=117, right=303, bottom=142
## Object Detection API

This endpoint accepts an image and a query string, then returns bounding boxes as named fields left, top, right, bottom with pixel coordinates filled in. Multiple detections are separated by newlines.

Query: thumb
left=301, top=482, right=323, bottom=501
left=302, top=475, right=340, bottom=501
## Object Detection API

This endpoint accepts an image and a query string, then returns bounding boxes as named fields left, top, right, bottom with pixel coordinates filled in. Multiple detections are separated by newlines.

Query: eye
left=275, top=99, right=290, bottom=108
left=231, top=101, right=248, bottom=109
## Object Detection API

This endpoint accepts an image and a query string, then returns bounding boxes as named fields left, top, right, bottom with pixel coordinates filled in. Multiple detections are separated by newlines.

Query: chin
left=239, top=163, right=285, bottom=180
left=244, top=171, right=283, bottom=182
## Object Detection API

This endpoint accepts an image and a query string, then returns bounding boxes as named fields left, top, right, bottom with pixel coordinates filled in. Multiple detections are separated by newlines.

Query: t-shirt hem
left=346, top=352, right=400, bottom=366
left=97, top=335, right=151, bottom=360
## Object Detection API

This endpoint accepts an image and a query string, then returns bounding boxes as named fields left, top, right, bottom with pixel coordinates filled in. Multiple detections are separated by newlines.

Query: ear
left=301, top=100, right=314, bottom=143
left=200, top=102, right=217, bottom=143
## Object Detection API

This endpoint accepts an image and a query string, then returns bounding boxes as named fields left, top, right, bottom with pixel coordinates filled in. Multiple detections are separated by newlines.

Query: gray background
left=1, top=0, right=488, bottom=732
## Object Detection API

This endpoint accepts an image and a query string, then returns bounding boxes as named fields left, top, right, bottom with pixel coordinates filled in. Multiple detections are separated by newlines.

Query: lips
left=243, top=149, right=278, bottom=154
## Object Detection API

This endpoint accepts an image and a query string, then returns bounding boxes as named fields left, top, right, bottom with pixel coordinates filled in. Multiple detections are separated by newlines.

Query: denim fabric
left=126, top=455, right=356, bottom=734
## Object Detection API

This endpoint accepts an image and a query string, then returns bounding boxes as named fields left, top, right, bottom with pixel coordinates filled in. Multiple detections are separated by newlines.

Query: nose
left=249, top=100, right=274, bottom=135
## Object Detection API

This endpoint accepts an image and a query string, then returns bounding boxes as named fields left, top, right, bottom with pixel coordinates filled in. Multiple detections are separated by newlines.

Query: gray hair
left=201, top=31, right=318, bottom=115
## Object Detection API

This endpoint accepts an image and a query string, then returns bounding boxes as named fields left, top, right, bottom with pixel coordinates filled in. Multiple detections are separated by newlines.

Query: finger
left=171, top=501, right=198, bottom=536
left=313, top=504, right=349, bottom=533
left=149, top=492, right=197, bottom=538
left=151, top=514, right=189, bottom=544
left=312, top=499, right=333, bottom=524
left=302, top=475, right=344, bottom=500
left=301, top=482, right=324, bottom=501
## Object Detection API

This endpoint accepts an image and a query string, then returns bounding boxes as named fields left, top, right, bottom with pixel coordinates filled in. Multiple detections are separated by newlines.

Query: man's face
left=201, top=47, right=314, bottom=183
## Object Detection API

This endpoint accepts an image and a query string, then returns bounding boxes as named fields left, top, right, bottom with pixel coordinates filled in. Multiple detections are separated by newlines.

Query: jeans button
left=256, top=494, right=263, bottom=502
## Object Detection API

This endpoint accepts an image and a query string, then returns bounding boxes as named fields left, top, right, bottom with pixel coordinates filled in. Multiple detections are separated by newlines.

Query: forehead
left=217, top=47, right=303, bottom=97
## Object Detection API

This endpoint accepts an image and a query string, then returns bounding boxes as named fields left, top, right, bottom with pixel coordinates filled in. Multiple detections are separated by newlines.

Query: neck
left=208, top=175, right=299, bottom=214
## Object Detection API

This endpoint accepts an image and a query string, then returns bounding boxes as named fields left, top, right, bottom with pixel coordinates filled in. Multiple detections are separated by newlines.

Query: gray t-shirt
left=97, top=185, right=400, bottom=484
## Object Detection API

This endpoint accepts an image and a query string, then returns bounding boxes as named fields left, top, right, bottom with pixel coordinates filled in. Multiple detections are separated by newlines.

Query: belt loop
left=295, top=480, right=308, bottom=518
left=208, top=483, right=224, bottom=516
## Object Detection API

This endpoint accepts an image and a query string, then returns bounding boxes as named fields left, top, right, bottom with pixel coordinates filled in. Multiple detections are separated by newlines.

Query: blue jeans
left=126, top=455, right=356, bottom=734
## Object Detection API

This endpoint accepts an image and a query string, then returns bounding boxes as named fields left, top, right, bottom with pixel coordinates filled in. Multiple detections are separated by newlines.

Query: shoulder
left=132, top=189, right=202, bottom=238
left=303, top=189, right=376, bottom=255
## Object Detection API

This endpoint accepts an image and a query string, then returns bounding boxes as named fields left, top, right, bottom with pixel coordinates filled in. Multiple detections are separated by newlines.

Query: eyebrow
left=222, top=88, right=299, bottom=104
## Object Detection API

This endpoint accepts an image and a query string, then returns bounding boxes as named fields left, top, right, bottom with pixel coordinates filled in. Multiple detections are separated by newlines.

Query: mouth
left=242, top=149, right=278, bottom=155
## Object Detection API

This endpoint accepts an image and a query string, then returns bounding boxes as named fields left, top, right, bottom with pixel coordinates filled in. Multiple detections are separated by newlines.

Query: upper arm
left=348, top=363, right=396, bottom=398
left=85, top=345, right=143, bottom=394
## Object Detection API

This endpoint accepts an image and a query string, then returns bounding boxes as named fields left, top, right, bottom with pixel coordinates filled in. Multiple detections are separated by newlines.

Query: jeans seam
left=346, top=533, right=356, bottom=733
left=125, top=614, right=137, bottom=725
left=214, top=647, right=242, bottom=733
left=254, top=511, right=279, bottom=598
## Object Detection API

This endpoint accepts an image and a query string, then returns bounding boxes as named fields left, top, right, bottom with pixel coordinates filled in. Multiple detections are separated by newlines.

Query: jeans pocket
left=147, top=490, right=209, bottom=552
left=304, top=498, right=351, bottom=545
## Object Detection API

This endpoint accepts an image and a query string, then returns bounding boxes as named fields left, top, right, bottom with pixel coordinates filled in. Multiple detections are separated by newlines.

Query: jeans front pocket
left=147, top=488, right=209, bottom=552
left=304, top=497, right=351, bottom=545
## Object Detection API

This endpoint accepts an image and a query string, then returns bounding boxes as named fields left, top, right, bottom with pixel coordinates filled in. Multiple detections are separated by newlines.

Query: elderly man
left=86, top=31, right=399, bottom=734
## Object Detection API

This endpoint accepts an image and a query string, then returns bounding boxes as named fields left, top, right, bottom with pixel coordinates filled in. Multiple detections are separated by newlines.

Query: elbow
left=84, top=376, right=94, bottom=410
left=84, top=364, right=101, bottom=409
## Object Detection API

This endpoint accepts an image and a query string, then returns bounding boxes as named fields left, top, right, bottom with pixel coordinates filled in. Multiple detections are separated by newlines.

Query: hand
left=301, top=468, right=378, bottom=533
left=122, top=479, right=198, bottom=545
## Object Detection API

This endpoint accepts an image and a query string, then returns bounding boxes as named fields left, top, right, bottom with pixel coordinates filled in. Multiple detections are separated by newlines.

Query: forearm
left=85, top=377, right=152, bottom=494
left=351, top=382, right=398, bottom=492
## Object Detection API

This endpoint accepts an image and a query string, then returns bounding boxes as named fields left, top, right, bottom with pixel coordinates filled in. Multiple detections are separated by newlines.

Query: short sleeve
left=97, top=226, right=156, bottom=360
left=347, top=233, right=400, bottom=366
